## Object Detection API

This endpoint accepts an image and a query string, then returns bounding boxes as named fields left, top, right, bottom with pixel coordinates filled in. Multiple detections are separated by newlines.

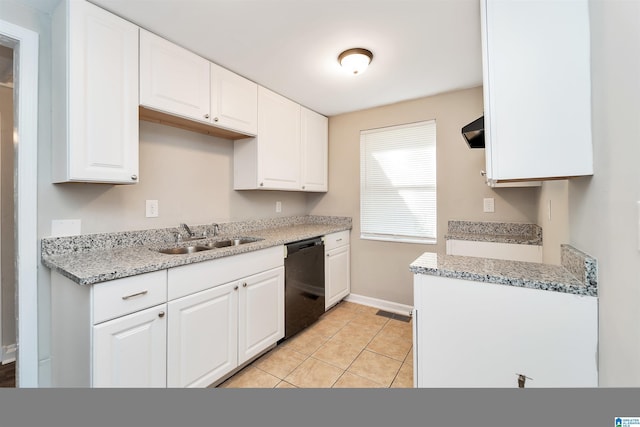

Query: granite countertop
left=445, top=220, right=542, bottom=245
left=41, top=215, right=351, bottom=286
left=409, top=244, right=597, bottom=297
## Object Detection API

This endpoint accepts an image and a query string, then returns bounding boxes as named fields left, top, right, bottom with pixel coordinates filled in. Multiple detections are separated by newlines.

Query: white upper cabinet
left=52, top=0, right=139, bottom=184
left=234, top=87, right=328, bottom=192
left=139, top=30, right=258, bottom=138
left=210, top=63, right=258, bottom=136
left=481, top=0, right=593, bottom=183
left=301, top=106, right=328, bottom=192
left=139, top=29, right=211, bottom=123
left=234, top=86, right=302, bottom=190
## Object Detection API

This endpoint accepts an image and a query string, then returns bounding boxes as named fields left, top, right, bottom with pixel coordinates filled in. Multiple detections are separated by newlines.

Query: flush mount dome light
left=338, top=48, right=373, bottom=75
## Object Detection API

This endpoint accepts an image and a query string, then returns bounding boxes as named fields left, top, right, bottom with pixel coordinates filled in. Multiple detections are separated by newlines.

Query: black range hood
left=461, top=116, right=484, bottom=148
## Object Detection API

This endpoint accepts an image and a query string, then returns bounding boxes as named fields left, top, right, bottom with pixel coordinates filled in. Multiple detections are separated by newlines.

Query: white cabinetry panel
left=414, top=274, right=598, bottom=387
left=481, top=0, right=592, bottom=182
left=238, top=267, right=285, bottom=364
left=167, top=282, right=238, bottom=388
left=93, top=304, right=167, bottom=388
left=210, top=63, right=258, bottom=136
left=301, top=106, right=328, bottom=192
left=52, top=0, right=139, bottom=183
left=140, top=29, right=210, bottom=123
left=324, top=231, right=351, bottom=310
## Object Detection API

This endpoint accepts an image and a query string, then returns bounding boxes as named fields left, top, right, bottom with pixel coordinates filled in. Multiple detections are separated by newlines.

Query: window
left=360, top=120, right=437, bottom=244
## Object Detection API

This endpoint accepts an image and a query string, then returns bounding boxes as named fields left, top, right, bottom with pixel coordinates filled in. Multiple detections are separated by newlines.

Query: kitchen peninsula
left=410, top=244, right=598, bottom=388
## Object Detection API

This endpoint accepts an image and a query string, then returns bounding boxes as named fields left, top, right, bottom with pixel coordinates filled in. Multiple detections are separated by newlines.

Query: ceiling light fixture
left=338, top=48, right=373, bottom=75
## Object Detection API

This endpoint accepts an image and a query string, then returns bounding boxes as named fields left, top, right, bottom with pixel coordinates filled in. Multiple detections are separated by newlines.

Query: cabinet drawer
left=168, top=246, right=285, bottom=300
left=324, top=230, right=350, bottom=251
left=92, top=270, right=167, bottom=324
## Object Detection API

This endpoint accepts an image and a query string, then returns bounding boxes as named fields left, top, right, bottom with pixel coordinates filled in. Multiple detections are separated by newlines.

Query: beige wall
left=568, top=0, right=640, bottom=386
left=308, top=87, right=540, bottom=306
left=536, top=180, right=569, bottom=265
left=0, top=83, right=15, bottom=351
left=39, top=121, right=308, bottom=235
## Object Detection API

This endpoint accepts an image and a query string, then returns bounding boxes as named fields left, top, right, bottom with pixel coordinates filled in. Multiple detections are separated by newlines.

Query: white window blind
left=360, top=120, right=437, bottom=244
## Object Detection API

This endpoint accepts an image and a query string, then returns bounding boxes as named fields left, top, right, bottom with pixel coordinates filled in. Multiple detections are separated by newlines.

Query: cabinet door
left=325, top=244, right=350, bottom=310
left=54, top=0, right=139, bottom=183
left=167, top=282, right=238, bottom=387
left=257, top=87, right=301, bottom=190
left=93, top=304, right=167, bottom=388
left=481, top=0, right=592, bottom=181
left=238, top=267, right=285, bottom=364
left=210, top=63, right=258, bottom=136
left=140, top=29, right=210, bottom=123
left=414, top=274, right=598, bottom=387
left=300, top=107, right=328, bottom=192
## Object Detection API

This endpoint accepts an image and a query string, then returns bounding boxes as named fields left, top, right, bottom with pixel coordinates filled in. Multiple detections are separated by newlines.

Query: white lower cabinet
left=324, top=231, right=351, bottom=310
left=238, top=268, right=285, bottom=364
left=51, top=246, right=284, bottom=388
left=93, top=304, right=167, bottom=388
left=167, top=266, right=284, bottom=387
left=167, top=282, right=238, bottom=388
left=413, top=274, right=598, bottom=388
left=51, top=269, right=168, bottom=387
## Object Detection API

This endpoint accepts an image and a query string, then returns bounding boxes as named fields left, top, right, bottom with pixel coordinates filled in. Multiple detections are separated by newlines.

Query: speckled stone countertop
left=445, top=220, right=542, bottom=245
left=41, top=215, right=351, bottom=286
left=410, top=244, right=597, bottom=297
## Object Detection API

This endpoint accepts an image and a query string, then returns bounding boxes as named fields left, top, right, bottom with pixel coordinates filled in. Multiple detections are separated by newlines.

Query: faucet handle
left=174, top=231, right=183, bottom=243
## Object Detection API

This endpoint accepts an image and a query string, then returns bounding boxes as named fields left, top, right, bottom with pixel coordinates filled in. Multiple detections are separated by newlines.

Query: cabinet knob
left=234, top=285, right=239, bottom=290
left=158, top=311, right=165, bottom=318
left=204, top=114, right=210, bottom=119
left=480, top=170, right=487, bottom=177
left=214, top=117, right=219, bottom=122
left=326, top=253, right=330, bottom=257
left=302, top=186, right=306, bottom=190
left=243, top=282, right=247, bottom=288
left=131, top=174, right=138, bottom=181
left=259, top=182, right=264, bottom=187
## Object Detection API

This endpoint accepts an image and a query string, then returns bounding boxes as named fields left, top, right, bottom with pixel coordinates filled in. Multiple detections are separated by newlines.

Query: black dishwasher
left=284, top=237, right=325, bottom=339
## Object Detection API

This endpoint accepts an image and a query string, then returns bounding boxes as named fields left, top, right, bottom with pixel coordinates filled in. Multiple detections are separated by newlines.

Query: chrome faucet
left=180, top=223, right=195, bottom=238
left=203, top=223, right=219, bottom=238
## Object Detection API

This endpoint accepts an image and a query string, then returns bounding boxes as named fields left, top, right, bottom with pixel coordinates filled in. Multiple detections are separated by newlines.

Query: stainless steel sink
left=157, top=246, right=211, bottom=255
left=204, top=238, right=259, bottom=248
left=156, top=237, right=261, bottom=254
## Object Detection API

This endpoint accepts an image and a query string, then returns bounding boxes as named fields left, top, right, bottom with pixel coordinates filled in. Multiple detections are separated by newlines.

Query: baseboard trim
left=2, top=344, right=17, bottom=364
left=345, top=293, right=413, bottom=317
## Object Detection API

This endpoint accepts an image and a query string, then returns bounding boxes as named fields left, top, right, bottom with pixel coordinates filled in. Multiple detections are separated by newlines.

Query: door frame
left=0, top=18, right=39, bottom=387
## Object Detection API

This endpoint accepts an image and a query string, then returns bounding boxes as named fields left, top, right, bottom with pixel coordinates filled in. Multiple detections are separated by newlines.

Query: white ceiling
left=28, top=0, right=484, bottom=116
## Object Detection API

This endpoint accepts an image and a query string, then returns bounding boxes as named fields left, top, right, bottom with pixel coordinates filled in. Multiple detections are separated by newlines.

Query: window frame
left=359, top=120, right=437, bottom=245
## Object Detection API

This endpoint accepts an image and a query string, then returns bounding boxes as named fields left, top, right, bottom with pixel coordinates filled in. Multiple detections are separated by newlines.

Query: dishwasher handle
left=286, top=237, right=323, bottom=255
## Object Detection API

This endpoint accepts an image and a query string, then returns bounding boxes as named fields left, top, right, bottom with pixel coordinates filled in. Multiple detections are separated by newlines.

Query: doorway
left=0, top=18, right=39, bottom=387
left=0, top=43, right=16, bottom=376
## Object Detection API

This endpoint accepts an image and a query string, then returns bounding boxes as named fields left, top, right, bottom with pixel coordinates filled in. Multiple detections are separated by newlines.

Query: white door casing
left=0, top=18, right=39, bottom=387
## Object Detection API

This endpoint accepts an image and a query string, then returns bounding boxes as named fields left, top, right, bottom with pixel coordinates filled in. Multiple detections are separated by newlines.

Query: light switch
left=146, top=200, right=159, bottom=218
left=483, top=198, right=495, bottom=213
left=276, top=201, right=282, bottom=213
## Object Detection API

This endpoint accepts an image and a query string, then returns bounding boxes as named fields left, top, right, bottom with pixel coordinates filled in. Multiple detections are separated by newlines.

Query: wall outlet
left=146, top=200, right=159, bottom=218
left=483, top=198, right=495, bottom=213
left=51, top=219, right=81, bottom=237
left=275, top=201, right=282, bottom=213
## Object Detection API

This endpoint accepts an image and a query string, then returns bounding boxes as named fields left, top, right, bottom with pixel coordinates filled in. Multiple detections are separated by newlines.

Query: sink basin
left=156, top=237, right=261, bottom=254
left=157, top=246, right=211, bottom=255
left=204, top=238, right=260, bottom=248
